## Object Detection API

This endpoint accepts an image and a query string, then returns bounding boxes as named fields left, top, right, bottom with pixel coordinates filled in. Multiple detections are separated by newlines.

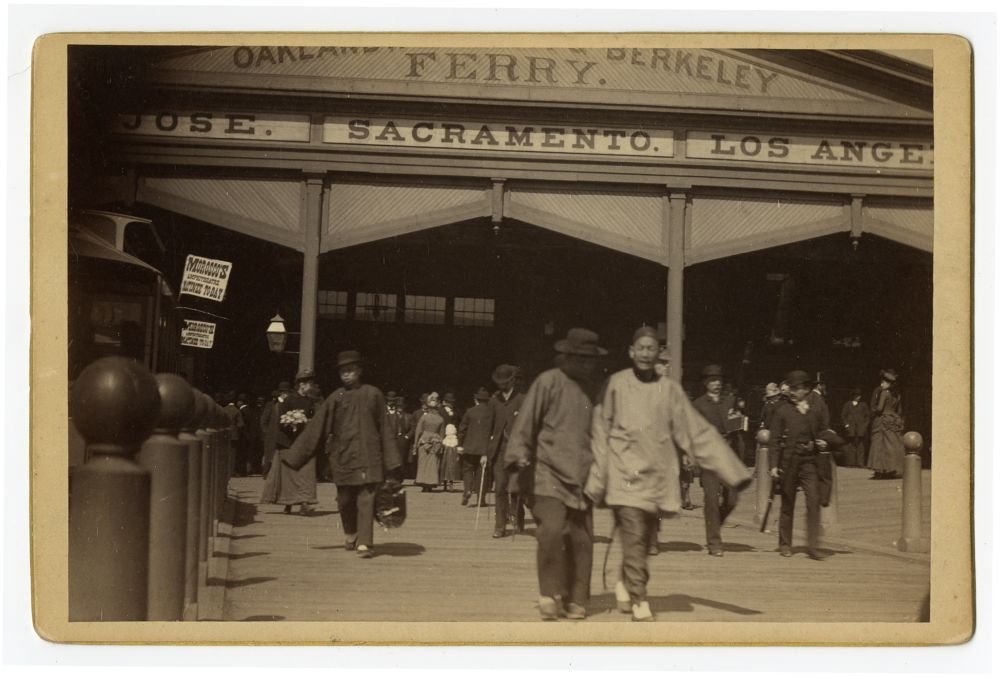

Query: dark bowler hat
left=386, top=390, right=398, bottom=399
left=443, top=392, right=456, bottom=404
left=492, top=364, right=519, bottom=386
left=337, top=350, right=362, bottom=368
left=554, top=328, right=608, bottom=356
left=474, top=387, right=491, bottom=401
left=880, top=368, right=899, bottom=383
left=702, top=364, right=724, bottom=379
left=295, top=367, right=317, bottom=383
left=277, top=381, right=292, bottom=392
left=784, top=370, right=812, bottom=388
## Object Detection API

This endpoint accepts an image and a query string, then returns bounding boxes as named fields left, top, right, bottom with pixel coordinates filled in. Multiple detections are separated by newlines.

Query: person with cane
left=458, top=387, right=495, bottom=507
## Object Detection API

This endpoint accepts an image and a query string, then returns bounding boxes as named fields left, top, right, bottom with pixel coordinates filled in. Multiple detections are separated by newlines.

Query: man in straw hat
left=691, top=364, right=741, bottom=557
left=768, top=369, right=830, bottom=560
left=504, top=328, right=606, bottom=620
left=284, top=351, right=400, bottom=558
left=588, top=327, right=751, bottom=621
left=488, top=363, right=526, bottom=537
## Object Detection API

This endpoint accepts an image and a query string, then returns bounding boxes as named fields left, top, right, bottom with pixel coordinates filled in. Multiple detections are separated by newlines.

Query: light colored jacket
left=586, top=369, right=751, bottom=514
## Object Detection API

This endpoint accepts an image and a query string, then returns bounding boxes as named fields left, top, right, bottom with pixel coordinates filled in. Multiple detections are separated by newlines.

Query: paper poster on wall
left=180, top=319, right=217, bottom=349
left=180, top=255, right=232, bottom=302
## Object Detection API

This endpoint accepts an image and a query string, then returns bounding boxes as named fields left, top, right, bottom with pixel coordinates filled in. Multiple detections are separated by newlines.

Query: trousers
left=336, top=483, right=376, bottom=548
left=462, top=455, right=486, bottom=497
left=701, top=470, right=736, bottom=551
left=493, top=457, right=525, bottom=531
left=779, top=454, right=820, bottom=553
left=529, top=495, right=593, bottom=606
left=614, top=506, right=659, bottom=604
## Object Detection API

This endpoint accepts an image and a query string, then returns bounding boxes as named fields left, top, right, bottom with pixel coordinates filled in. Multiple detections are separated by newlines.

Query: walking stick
left=475, top=455, right=488, bottom=530
left=760, top=471, right=780, bottom=532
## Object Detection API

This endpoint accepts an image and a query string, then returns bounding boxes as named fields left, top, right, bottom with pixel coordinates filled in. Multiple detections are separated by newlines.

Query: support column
left=299, top=175, right=325, bottom=372
left=666, top=189, right=688, bottom=382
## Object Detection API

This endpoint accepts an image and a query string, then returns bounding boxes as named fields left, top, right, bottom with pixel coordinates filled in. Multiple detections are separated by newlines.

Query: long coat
left=587, top=370, right=751, bottom=515
left=413, top=408, right=445, bottom=486
left=503, top=368, right=595, bottom=511
left=841, top=399, right=871, bottom=439
left=283, top=383, right=399, bottom=486
left=260, top=393, right=317, bottom=505
left=458, top=401, right=495, bottom=457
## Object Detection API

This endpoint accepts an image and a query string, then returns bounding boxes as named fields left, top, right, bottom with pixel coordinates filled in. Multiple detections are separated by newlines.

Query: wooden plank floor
left=220, top=465, right=930, bottom=623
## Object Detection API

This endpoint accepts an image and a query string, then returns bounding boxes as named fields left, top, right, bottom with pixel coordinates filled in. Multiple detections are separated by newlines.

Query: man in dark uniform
left=284, top=351, right=400, bottom=558
left=769, top=369, right=829, bottom=560
left=691, top=364, right=739, bottom=557
left=458, top=387, right=495, bottom=506
left=489, top=364, right=526, bottom=538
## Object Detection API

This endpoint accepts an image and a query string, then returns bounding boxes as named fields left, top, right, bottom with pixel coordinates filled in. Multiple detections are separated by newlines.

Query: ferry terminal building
left=68, top=44, right=934, bottom=443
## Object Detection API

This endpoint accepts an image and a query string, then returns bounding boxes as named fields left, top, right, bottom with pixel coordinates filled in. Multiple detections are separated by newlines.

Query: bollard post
left=69, top=357, right=160, bottom=621
left=754, top=429, right=771, bottom=526
left=179, top=387, right=207, bottom=620
left=819, top=455, right=840, bottom=537
left=136, top=374, right=193, bottom=621
left=213, top=405, right=227, bottom=530
left=895, top=432, right=929, bottom=553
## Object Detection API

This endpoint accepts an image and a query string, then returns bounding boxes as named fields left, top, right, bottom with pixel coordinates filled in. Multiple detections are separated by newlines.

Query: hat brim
left=337, top=359, right=361, bottom=369
left=554, top=339, right=608, bottom=356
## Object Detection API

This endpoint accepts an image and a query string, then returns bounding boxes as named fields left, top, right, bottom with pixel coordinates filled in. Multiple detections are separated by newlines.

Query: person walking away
left=691, top=365, right=741, bottom=557
left=840, top=387, right=871, bottom=468
left=588, top=327, right=752, bottom=621
left=284, top=351, right=400, bottom=558
left=413, top=392, right=446, bottom=492
left=458, top=387, right=495, bottom=506
left=504, top=328, right=605, bottom=621
left=868, top=369, right=905, bottom=479
left=260, top=370, right=320, bottom=515
left=385, top=393, right=412, bottom=480
left=243, top=395, right=265, bottom=476
left=489, top=364, right=526, bottom=538
left=769, top=370, right=830, bottom=560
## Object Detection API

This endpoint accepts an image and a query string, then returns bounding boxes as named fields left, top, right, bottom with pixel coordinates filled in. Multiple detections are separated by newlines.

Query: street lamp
left=266, top=313, right=288, bottom=353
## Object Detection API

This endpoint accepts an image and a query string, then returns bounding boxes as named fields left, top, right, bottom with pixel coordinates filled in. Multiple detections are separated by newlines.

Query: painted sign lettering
left=687, top=131, right=933, bottom=170
left=324, top=116, right=675, bottom=158
left=180, top=255, right=233, bottom=302
left=180, top=320, right=217, bottom=349
left=114, top=112, right=311, bottom=142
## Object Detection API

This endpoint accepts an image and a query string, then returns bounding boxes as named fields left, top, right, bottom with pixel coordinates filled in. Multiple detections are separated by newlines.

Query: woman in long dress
left=868, top=368, right=905, bottom=479
left=439, top=393, right=463, bottom=491
left=260, top=374, right=319, bottom=513
left=413, top=392, right=446, bottom=492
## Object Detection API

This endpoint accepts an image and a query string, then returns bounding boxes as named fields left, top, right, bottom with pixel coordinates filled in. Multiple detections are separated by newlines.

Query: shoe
left=708, top=549, right=724, bottom=557
left=808, top=550, right=825, bottom=561
left=357, top=545, right=374, bottom=558
left=492, top=528, right=506, bottom=539
left=647, top=543, right=660, bottom=556
left=461, top=493, right=470, bottom=506
left=344, top=535, right=358, bottom=551
left=564, top=603, right=587, bottom=620
left=631, top=601, right=655, bottom=622
left=538, top=596, right=561, bottom=621
left=682, top=502, right=695, bottom=510
left=283, top=505, right=292, bottom=514
left=614, top=581, right=631, bottom=614
left=779, top=545, right=792, bottom=557
left=299, top=504, right=314, bottom=516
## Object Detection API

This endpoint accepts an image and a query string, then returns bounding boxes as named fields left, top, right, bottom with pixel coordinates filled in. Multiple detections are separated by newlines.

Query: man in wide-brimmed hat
left=284, top=350, right=400, bottom=558
left=768, top=369, right=829, bottom=560
left=488, top=363, right=526, bottom=535
left=691, top=364, right=740, bottom=557
left=504, top=328, right=607, bottom=620
left=458, top=387, right=495, bottom=506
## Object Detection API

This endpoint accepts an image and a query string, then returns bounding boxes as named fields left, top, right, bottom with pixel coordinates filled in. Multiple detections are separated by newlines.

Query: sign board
left=180, top=320, right=217, bottom=349
left=686, top=131, right=933, bottom=170
left=324, top=116, right=675, bottom=159
left=180, top=255, right=233, bottom=302
left=114, top=111, right=311, bottom=143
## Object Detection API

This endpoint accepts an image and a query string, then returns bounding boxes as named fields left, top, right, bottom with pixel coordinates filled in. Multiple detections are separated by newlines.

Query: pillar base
left=894, top=536, right=930, bottom=553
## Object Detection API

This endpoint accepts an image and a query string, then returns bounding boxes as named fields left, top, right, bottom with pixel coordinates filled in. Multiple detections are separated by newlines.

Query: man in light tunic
left=586, top=327, right=752, bottom=621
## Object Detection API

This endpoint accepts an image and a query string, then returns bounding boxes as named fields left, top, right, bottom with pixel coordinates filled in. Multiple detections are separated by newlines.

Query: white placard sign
left=180, top=255, right=233, bottom=302
left=180, top=320, right=217, bottom=349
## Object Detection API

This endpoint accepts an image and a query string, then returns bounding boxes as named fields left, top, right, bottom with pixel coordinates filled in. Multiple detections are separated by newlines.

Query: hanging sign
left=180, top=320, right=217, bottom=349
left=180, top=255, right=233, bottom=302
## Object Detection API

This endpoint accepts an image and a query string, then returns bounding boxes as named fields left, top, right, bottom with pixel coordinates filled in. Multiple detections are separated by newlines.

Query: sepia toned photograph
left=29, top=32, right=973, bottom=646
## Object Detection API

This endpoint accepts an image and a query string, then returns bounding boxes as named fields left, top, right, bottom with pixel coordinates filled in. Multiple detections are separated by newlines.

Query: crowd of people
left=212, top=329, right=906, bottom=621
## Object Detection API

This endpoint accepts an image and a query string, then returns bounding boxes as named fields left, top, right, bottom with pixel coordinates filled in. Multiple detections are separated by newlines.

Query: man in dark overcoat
left=691, top=364, right=739, bottom=557
left=840, top=387, right=871, bottom=467
left=769, top=370, right=829, bottom=560
left=488, top=364, right=526, bottom=538
left=458, top=387, right=495, bottom=506
left=284, top=351, right=400, bottom=558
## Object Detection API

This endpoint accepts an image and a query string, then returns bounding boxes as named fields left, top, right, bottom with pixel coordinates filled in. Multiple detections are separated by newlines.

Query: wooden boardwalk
left=214, top=465, right=930, bottom=624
